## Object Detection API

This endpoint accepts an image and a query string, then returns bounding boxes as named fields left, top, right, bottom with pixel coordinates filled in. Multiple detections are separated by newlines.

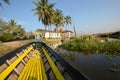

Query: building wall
left=35, top=31, right=61, bottom=39
left=35, top=29, right=74, bottom=39
left=62, top=32, right=74, bottom=39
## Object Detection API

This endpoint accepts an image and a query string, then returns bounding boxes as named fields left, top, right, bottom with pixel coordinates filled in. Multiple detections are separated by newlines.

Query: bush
left=0, top=33, right=14, bottom=42
left=59, top=37, right=120, bottom=55
left=29, top=35, right=35, bottom=39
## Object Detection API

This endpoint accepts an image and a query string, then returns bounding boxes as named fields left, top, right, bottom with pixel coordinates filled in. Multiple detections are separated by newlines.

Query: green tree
left=0, top=18, right=7, bottom=32
left=32, top=0, right=55, bottom=30
left=0, top=19, right=26, bottom=41
left=8, top=19, right=17, bottom=26
left=53, top=9, right=64, bottom=31
left=13, top=25, right=25, bottom=39
left=64, top=16, right=72, bottom=30
left=7, top=19, right=17, bottom=33
left=0, top=0, right=10, bottom=8
left=0, top=33, right=14, bottom=42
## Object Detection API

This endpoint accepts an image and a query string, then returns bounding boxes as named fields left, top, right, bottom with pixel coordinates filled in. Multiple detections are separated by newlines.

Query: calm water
left=58, top=49, right=120, bottom=80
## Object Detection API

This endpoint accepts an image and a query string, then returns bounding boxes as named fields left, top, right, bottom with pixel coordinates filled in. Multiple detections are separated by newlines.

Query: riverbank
left=0, top=40, right=32, bottom=57
left=0, top=38, right=62, bottom=57
left=59, top=37, right=120, bottom=55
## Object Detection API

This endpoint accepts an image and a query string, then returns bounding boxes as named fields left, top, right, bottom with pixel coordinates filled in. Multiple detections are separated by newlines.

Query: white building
left=35, top=29, right=61, bottom=39
left=35, top=29, right=74, bottom=39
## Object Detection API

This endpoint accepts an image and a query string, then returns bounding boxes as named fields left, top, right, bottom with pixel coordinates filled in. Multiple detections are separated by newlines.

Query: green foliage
left=0, top=0, right=10, bottom=8
left=0, top=19, right=26, bottom=41
left=59, top=36, right=120, bottom=55
left=32, top=0, right=55, bottom=27
left=32, top=0, right=72, bottom=31
left=29, top=35, right=35, bottom=39
left=0, top=33, right=14, bottom=42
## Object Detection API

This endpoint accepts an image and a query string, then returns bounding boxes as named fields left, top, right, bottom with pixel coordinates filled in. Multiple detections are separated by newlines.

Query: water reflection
left=58, top=49, right=120, bottom=80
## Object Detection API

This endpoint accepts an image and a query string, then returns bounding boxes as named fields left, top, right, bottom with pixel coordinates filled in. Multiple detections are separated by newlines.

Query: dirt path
left=0, top=39, right=63, bottom=57
left=0, top=40, right=32, bottom=57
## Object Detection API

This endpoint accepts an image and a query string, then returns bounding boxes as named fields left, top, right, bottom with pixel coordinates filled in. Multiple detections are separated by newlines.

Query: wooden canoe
left=0, top=40, right=88, bottom=80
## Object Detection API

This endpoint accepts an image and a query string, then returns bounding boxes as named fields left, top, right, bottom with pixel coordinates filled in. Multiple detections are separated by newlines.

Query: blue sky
left=0, top=0, right=120, bottom=34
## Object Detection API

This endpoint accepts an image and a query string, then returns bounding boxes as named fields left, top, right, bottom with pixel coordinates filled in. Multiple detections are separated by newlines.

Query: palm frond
left=4, top=0, right=10, bottom=4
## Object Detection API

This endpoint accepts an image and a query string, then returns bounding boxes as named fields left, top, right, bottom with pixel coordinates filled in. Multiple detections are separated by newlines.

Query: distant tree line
left=96, top=31, right=120, bottom=39
left=0, top=19, right=29, bottom=42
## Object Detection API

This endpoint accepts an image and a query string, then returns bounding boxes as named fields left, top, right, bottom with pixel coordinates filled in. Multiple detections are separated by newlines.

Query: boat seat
left=0, top=46, right=33, bottom=80
left=42, top=47, right=64, bottom=80
left=0, top=47, right=65, bottom=80
left=18, top=50, right=47, bottom=80
left=19, top=48, right=65, bottom=80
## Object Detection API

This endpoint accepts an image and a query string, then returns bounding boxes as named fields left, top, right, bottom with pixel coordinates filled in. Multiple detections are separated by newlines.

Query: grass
left=59, top=36, right=120, bottom=55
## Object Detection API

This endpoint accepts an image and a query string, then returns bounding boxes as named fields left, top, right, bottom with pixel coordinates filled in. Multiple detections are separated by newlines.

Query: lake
left=58, top=49, right=120, bottom=80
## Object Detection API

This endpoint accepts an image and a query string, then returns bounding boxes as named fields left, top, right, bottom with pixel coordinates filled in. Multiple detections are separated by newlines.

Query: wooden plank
left=40, top=55, right=48, bottom=80
left=42, top=47, right=64, bottom=80
left=24, top=59, right=34, bottom=80
left=0, top=46, right=33, bottom=80
left=16, top=53, right=26, bottom=65
left=38, top=57, right=42, bottom=80
left=18, top=49, right=47, bottom=80
left=18, top=58, right=32, bottom=80
left=6, top=60, right=20, bottom=75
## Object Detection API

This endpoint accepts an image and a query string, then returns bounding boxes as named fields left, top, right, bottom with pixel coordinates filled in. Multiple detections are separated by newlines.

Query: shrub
left=59, top=37, right=120, bottom=55
left=0, top=33, right=14, bottom=42
left=29, top=35, right=35, bottom=39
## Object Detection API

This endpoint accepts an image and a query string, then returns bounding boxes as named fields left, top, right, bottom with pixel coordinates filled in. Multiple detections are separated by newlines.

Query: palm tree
left=14, top=25, right=25, bottom=38
left=8, top=19, right=17, bottom=26
left=0, top=0, right=10, bottom=8
left=64, top=16, right=72, bottom=30
left=7, top=19, right=17, bottom=33
left=53, top=9, right=64, bottom=31
left=32, top=0, right=55, bottom=30
left=0, top=19, right=7, bottom=30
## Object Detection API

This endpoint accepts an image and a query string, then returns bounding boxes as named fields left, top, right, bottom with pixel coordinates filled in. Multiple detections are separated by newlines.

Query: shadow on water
left=58, top=49, right=120, bottom=80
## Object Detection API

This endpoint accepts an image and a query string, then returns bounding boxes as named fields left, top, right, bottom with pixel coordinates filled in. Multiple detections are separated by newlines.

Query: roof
left=35, top=29, right=60, bottom=33
left=35, top=29, right=73, bottom=33
left=62, top=30, right=73, bottom=33
left=36, top=29, right=54, bottom=32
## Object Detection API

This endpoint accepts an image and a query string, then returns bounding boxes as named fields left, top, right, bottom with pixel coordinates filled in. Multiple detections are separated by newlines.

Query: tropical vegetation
left=59, top=36, right=120, bottom=55
left=0, top=19, right=26, bottom=42
left=0, top=0, right=10, bottom=8
left=32, top=0, right=72, bottom=31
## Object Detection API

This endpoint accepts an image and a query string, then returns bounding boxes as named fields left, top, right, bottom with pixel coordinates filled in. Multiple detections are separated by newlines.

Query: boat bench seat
left=0, top=46, right=65, bottom=80
left=18, top=48, right=65, bottom=80
left=18, top=50, right=47, bottom=80
left=0, top=46, right=33, bottom=80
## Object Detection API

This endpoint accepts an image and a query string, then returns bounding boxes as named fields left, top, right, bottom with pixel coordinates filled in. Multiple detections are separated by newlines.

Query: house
left=61, top=30, right=74, bottom=39
left=34, top=29, right=74, bottom=39
left=35, top=29, right=61, bottom=39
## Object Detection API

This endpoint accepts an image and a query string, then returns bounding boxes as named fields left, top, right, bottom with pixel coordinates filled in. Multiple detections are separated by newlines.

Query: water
left=58, top=49, right=120, bottom=80
left=49, top=42, right=62, bottom=49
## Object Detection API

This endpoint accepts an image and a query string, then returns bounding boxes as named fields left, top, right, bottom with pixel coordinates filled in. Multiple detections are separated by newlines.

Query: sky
left=0, top=0, right=120, bottom=34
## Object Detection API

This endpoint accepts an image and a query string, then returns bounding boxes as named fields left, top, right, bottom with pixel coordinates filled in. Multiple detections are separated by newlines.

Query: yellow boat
left=0, top=40, right=88, bottom=80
